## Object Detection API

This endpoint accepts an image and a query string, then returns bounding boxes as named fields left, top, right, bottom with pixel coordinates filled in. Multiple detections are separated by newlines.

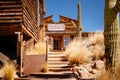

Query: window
left=64, top=36, right=70, bottom=48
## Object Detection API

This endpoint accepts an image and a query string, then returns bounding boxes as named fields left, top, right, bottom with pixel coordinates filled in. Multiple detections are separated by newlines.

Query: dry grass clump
left=65, top=32, right=104, bottom=65
left=34, top=42, right=46, bottom=54
left=65, top=39, right=91, bottom=65
left=2, top=61, right=17, bottom=80
left=88, top=33, right=104, bottom=60
left=41, top=63, right=49, bottom=72
left=26, top=42, right=46, bottom=55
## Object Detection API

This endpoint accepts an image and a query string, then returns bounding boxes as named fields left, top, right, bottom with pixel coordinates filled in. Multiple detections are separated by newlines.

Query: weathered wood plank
left=0, top=9, right=22, bottom=12
left=0, top=1, right=22, bottom=4
left=0, top=0, right=22, bottom=23
left=22, top=0, right=39, bottom=41
left=0, top=52, right=10, bottom=63
left=0, top=20, right=22, bottom=23
left=0, top=0, right=39, bottom=41
left=23, top=0, right=36, bottom=21
left=0, top=16, right=22, bottom=20
left=23, top=6, right=37, bottom=27
left=0, top=13, right=22, bottom=16
left=0, top=5, right=22, bottom=9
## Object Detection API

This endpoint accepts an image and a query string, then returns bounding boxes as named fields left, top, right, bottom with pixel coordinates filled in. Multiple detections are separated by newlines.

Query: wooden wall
left=0, top=0, right=44, bottom=41
left=0, top=0, right=22, bottom=24
left=22, top=0, right=39, bottom=41
left=0, top=0, right=22, bottom=35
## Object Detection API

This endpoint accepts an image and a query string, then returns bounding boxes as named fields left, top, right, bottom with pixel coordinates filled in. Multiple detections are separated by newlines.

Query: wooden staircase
left=30, top=52, right=77, bottom=79
left=48, top=52, right=70, bottom=72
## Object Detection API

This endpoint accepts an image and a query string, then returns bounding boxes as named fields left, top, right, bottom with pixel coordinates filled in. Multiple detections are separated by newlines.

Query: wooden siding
left=44, top=15, right=77, bottom=35
left=0, top=0, right=22, bottom=23
left=0, top=0, right=43, bottom=41
left=22, top=0, right=39, bottom=41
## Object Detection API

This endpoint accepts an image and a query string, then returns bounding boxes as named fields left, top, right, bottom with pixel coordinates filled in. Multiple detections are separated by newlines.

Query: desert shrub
left=2, top=61, right=17, bottom=80
left=87, top=33, right=104, bottom=60
left=65, top=32, right=104, bottom=65
left=41, top=63, right=49, bottom=72
left=65, top=39, right=91, bottom=65
left=26, top=42, right=46, bottom=55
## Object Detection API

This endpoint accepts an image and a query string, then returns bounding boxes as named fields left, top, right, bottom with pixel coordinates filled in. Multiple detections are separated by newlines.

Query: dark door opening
left=54, top=40, right=59, bottom=50
left=0, top=35, right=17, bottom=60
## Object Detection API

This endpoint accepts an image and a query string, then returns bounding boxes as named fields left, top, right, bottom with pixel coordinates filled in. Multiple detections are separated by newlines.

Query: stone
left=0, top=69, right=3, bottom=77
left=83, top=63, right=93, bottom=73
left=95, top=60, right=105, bottom=70
left=77, top=65, right=90, bottom=78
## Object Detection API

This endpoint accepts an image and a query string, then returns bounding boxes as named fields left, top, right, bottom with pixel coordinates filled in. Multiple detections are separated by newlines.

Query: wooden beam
left=0, top=24, right=21, bottom=35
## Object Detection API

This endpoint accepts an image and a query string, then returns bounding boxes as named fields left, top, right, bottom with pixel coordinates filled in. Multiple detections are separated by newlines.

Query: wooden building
left=43, top=15, right=78, bottom=51
left=0, top=0, right=45, bottom=75
left=43, top=15, right=97, bottom=51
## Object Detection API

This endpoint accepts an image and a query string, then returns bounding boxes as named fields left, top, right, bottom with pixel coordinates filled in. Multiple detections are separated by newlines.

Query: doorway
left=53, top=40, right=59, bottom=50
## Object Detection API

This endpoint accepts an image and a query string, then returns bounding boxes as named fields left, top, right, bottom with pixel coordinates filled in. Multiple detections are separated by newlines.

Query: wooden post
left=45, top=36, right=49, bottom=62
left=15, top=32, right=23, bottom=77
left=37, top=0, right=40, bottom=42
left=46, top=39, right=48, bottom=62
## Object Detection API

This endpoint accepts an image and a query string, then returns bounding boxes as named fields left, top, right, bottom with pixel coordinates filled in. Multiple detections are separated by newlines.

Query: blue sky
left=45, top=0, right=105, bottom=32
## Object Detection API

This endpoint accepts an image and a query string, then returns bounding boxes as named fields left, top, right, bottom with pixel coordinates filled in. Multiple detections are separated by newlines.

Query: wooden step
left=48, top=52, right=70, bottom=72
left=48, top=54, right=65, bottom=56
left=48, top=64, right=70, bottom=68
left=49, top=67, right=71, bottom=72
left=30, top=71, right=74, bottom=78
left=48, top=58, right=66, bottom=61
left=48, top=61, right=69, bottom=64
left=48, top=55, right=65, bottom=58
left=48, top=52, right=65, bottom=55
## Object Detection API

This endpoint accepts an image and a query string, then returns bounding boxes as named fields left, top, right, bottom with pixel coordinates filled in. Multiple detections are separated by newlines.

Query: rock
left=83, top=63, right=93, bottom=73
left=92, top=69, right=98, bottom=74
left=71, top=60, right=106, bottom=79
left=0, top=69, right=3, bottom=77
left=14, top=73, right=18, bottom=78
left=95, top=60, right=105, bottom=70
left=71, top=66, right=80, bottom=73
left=77, top=65, right=90, bottom=78
left=71, top=65, right=91, bottom=78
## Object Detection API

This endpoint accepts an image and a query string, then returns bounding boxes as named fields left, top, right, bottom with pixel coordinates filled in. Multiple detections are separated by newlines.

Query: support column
left=15, top=32, right=23, bottom=76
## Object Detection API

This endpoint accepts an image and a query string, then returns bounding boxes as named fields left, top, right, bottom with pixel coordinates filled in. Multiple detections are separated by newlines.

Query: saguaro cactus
left=77, top=2, right=82, bottom=38
left=104, top=0, right=120, bottom=74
